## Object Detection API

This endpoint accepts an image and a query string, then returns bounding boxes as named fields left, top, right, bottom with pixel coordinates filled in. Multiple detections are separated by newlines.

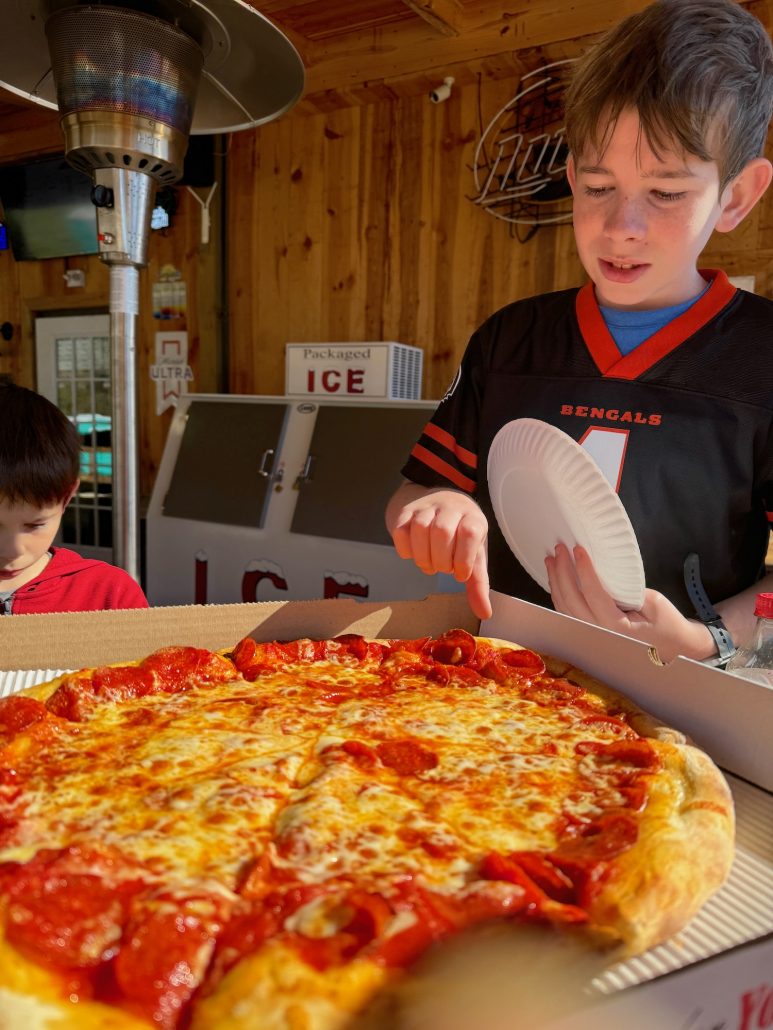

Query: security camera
left=429, top=76, right=455, bottom=104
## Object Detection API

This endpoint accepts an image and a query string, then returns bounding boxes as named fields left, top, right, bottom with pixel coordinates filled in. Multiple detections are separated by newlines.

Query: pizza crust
left=191, top=943, right=389, bottom=1030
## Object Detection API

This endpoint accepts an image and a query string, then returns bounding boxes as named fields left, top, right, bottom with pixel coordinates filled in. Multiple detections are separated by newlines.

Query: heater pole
left=110, top=265, right=141, bottom=583
left=93, top=166, right=155, bottom=585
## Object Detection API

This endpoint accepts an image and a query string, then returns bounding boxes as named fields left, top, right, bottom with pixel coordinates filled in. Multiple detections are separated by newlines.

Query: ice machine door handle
left=294, top=454, right=315, bottom=489
left=257, top=448, right=282, bottom=482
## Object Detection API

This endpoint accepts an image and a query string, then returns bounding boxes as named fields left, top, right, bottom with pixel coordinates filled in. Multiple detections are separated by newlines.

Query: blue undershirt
left=599, top=282, right=710, bottom=354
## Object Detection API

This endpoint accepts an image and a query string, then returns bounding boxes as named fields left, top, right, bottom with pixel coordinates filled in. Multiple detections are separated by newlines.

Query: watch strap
left=683, top=552, right=736, bottom=666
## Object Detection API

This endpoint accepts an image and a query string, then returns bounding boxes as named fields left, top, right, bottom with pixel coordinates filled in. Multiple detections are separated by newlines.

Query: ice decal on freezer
left=323, top=570, right=369, bottom=600
left=242, top=559, right=289, bottom=601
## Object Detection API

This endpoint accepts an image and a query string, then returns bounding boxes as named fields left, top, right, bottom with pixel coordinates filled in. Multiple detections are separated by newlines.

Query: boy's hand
left=545, top=543, right=713, bottom=664
left=387, top=485, right=492, bottom=620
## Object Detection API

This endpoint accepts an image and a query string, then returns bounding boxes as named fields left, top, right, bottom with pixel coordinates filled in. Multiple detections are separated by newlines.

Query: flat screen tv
left=0, top=154, right=99, bottom=261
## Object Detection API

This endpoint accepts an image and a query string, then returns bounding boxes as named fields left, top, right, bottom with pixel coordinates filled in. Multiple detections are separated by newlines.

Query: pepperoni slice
left=3, top=846, right=146, bottom=971
left=332, top=634, right=381, bottom=660
left=207, top=905, right=283, bottom=984
left=339, top=740, right=379, bottom=765
left=44, top=675, right=105, bottom=721
left=384, top=637, right=432, bottom=657
left=114, top=890, right=229, bottom=1029
left=140, top=646, right=237, bottom=692
left=505, top=852, right=577, bottom=904
left=0, top=696, right=47, bottom=741
left=291, top=889, right=394, bottom=971
left=479, top=852, right=588, bottom=924
left=502, top=647, right=546, bottom=675
left=429, top=628, right=477, bottom=666
left=210, top=884, right=327, bottom=981
left=376, top=740, right=439, bottom=775
left=232, top=638, right=351, bottom=678
left=230, top=637, right=290, bottom=679
left=575, top=738, right=660, bottom=768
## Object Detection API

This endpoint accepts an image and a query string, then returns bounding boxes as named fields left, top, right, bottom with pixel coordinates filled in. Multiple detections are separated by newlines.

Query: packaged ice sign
left=285, top=342, right=423, bottom=400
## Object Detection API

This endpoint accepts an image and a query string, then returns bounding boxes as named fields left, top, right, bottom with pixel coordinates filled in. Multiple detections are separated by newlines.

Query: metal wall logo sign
left=472, top=60, right=576, bottom=228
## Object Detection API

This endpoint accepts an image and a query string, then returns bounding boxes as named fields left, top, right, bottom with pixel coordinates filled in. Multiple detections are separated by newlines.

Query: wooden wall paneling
left=360, top=101, right=397, bottom=341
left=287, top=107, right=328, bottom=364
left=426, top=90, right=475, bottom=398
left=383, top=94, right=435, bottom=364
left=323, top=106, right=368, bottom=344
left=229, top=123, right=288, bottom=395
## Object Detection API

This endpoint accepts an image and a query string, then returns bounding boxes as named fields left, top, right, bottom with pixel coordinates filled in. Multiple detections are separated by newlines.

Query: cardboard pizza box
left=0, top=592, right=771, bottom=1030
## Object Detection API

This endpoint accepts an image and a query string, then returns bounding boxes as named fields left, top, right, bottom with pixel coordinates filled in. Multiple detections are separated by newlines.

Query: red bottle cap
left=754, top=592, right=773, bottom=618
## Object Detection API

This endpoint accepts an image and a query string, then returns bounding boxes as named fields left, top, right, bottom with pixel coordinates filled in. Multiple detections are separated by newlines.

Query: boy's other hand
left=387, top=485, right=492, bottom=620
left=545, top=542, right=713, bottom=664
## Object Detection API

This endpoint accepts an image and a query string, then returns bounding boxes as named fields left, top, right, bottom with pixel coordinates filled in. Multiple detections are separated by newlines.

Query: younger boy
left=387, top=0, right=773, bottom=664
left=0, top=382, right=148, bottom=614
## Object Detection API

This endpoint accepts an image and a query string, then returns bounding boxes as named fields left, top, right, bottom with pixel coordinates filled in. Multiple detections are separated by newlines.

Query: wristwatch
left=683, top=553, right=736, bottom=668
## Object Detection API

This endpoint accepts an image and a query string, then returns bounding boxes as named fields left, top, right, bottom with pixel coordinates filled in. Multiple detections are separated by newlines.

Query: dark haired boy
left=0, top=383, right=147, bottom=614
left=387, top=0, right=773, bottom=665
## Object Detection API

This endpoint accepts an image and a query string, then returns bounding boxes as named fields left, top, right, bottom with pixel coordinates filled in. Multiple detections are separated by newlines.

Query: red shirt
left=3, top=547, right=148, bottom=615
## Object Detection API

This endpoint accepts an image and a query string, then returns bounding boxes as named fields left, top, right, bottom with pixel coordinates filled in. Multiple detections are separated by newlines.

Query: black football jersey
left=401, top=270, right=773, bottom=615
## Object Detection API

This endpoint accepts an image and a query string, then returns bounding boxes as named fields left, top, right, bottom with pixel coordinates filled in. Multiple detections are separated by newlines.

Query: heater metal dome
left=0, top=0, right=305, bottom=135
left=45, top=5, right=205, bottom=183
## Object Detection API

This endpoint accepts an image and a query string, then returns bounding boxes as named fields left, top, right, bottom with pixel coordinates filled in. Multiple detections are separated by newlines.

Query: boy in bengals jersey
left=0, top=382, right=147, bottom=614
left=387, top=0, right=773, bottom=665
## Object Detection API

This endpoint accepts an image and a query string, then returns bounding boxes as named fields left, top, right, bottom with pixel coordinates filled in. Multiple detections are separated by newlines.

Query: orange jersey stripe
left=410, top=444, right=476, bottom=493
left=422, top=423, right=478, bottom=469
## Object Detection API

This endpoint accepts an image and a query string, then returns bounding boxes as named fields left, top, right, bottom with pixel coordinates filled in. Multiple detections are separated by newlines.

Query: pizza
left=0, top=628, right=734, bottom=1030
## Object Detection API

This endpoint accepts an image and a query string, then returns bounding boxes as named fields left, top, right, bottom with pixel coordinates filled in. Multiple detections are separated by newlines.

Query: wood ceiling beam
left=298, top=0, right=655, bottom=94
left=399, top=0, right=465, bottom=37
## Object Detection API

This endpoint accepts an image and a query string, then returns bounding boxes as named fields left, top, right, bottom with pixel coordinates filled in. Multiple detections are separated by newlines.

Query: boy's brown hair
left=564, top=0, right=773, bottom=189
left=0, top=382, right=81, bottom=505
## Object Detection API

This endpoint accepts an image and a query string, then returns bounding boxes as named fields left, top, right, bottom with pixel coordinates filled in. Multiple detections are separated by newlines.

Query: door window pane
left=94, top=337, right=110, bottom=377
left=56, top=339, right=74, bottom=375
left=75, top=337, right=92, bottom=375
left=57, top=380, right=74, bottom=416
left=95, top=379, right=111, bottom=416
left=75, top=380, right=92, bottom=417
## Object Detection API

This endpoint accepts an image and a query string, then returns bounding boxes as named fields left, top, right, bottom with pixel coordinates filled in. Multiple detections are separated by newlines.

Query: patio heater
left=0, top=0, right=304, bottom=581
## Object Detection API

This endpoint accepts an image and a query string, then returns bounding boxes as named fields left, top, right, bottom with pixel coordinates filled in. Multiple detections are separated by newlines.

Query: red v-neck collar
left=575, top=269, right=736, bottom=379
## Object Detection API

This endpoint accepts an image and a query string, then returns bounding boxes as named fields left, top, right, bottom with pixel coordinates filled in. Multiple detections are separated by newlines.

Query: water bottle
left=725, top=592, right=773, bottom=686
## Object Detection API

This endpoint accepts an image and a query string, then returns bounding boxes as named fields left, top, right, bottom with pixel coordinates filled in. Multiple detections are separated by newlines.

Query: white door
left=35, top=313, right=113, bottom=563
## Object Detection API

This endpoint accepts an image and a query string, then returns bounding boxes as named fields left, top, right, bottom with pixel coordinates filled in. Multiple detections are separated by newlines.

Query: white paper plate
left=486, top=418, right=645, bottom=610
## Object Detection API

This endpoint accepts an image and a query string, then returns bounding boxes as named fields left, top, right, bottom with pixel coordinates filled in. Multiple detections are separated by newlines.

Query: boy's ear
left=715, top=157, right=773, bottom=233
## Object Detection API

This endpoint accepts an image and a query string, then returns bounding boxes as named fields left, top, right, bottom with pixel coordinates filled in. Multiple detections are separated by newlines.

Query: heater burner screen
left=45, top=6, right=203, bottom=134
